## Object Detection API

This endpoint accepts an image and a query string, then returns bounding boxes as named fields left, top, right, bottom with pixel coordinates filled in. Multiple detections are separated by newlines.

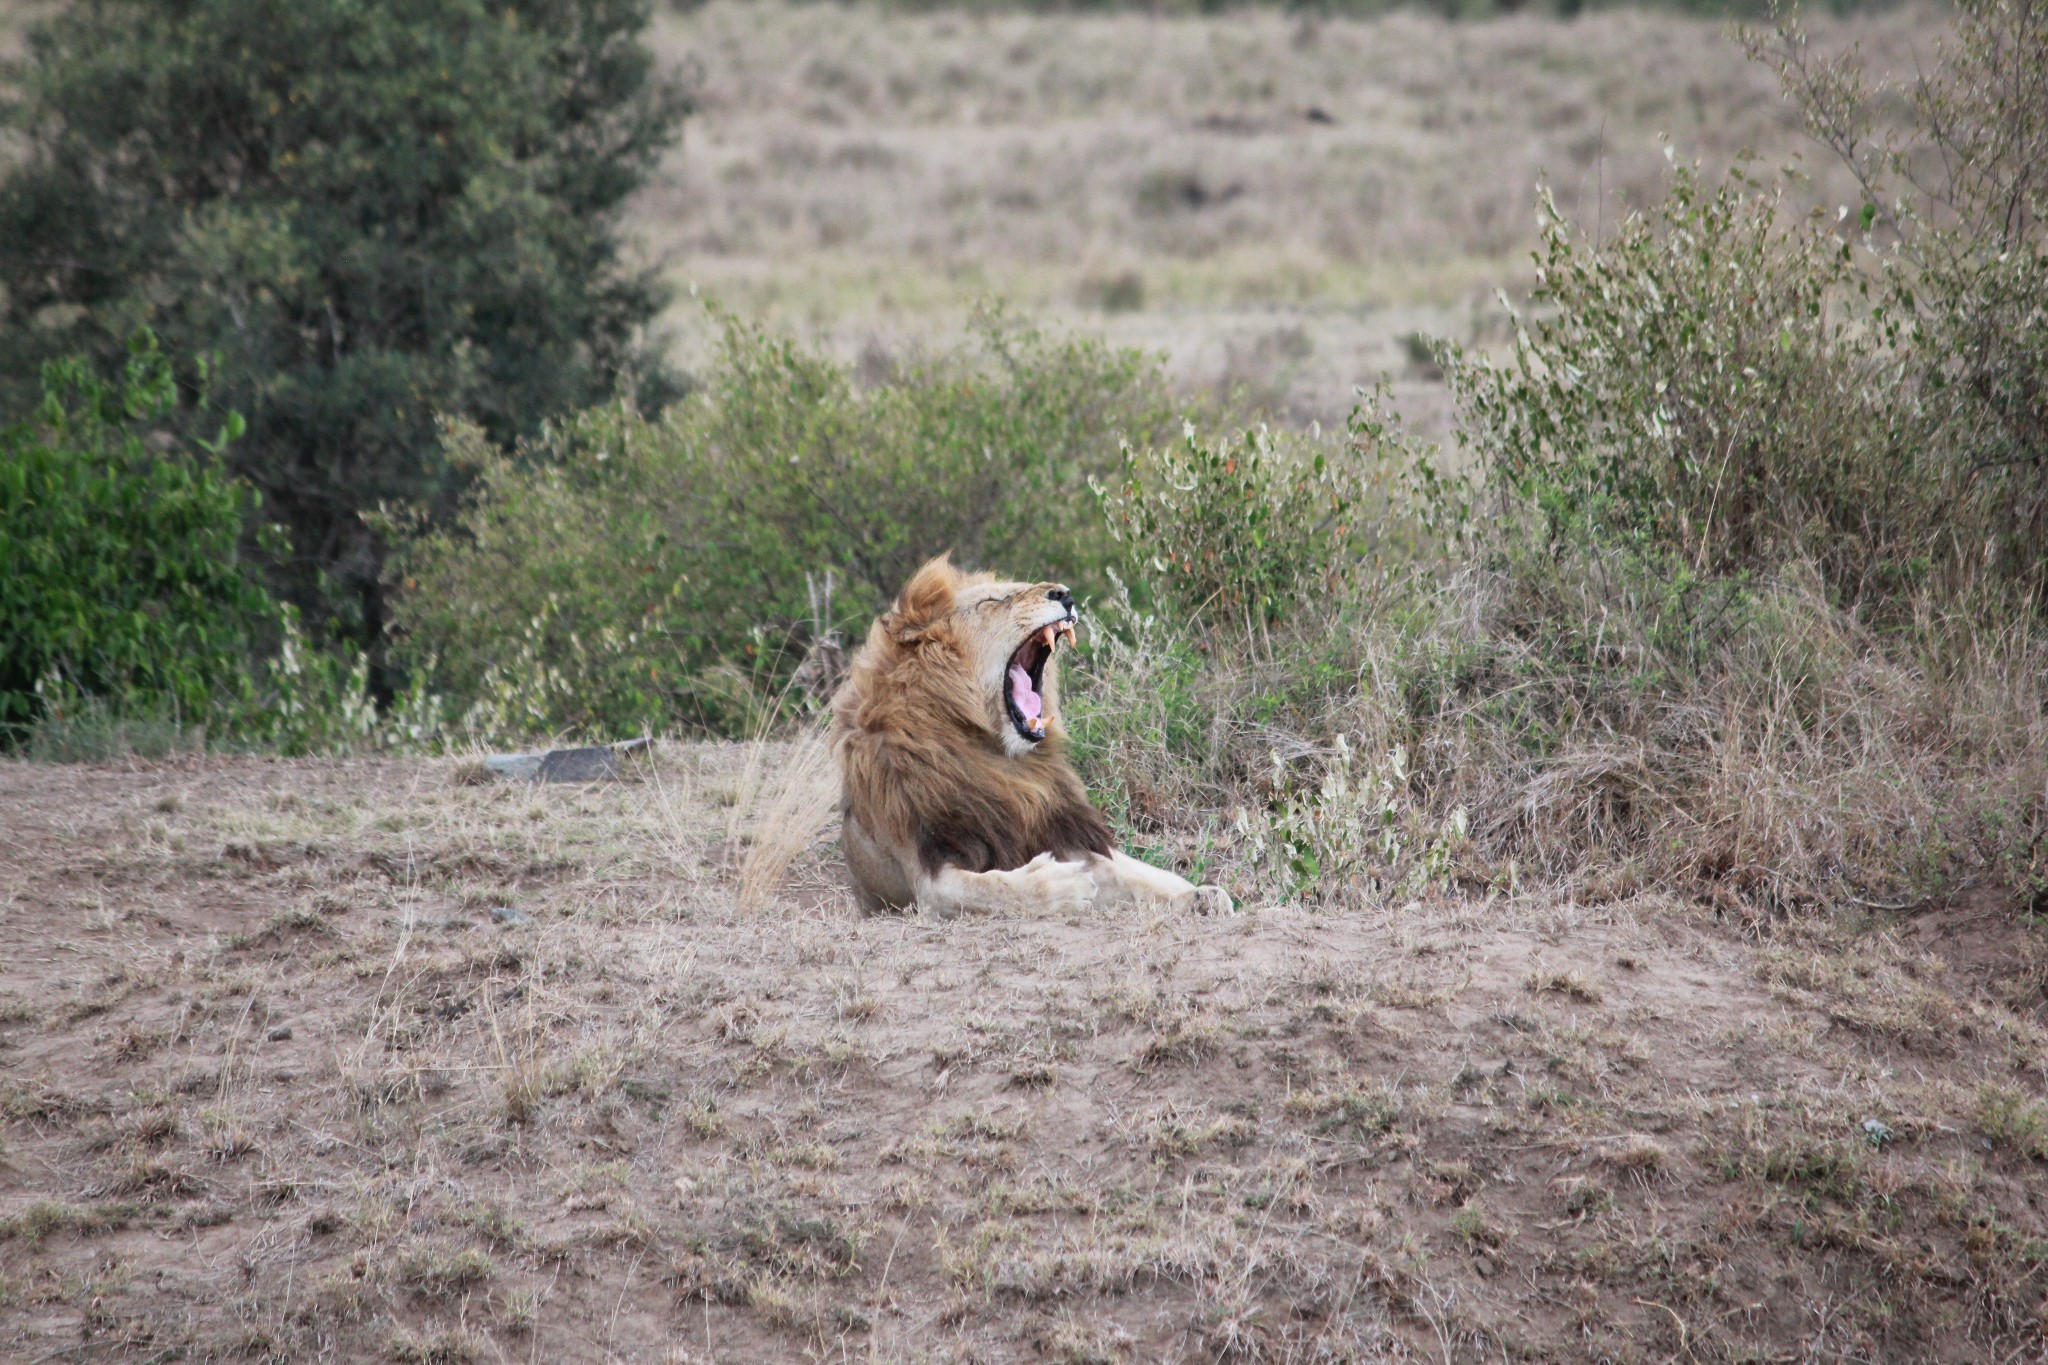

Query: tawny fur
left=831, top=556, right=1233, bottom=918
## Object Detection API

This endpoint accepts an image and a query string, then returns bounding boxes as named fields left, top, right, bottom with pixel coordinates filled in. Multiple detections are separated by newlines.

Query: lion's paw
left=1021, top=855, right=1098, bottom=917
left=1188, top=885, right=1236, bottom=916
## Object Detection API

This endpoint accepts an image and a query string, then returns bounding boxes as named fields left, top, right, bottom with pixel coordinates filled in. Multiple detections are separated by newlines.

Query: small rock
left=266, top=1026, right=293, bottom=1042
left=490, top=906, right=533, bottom=928
left=536, top=745, right=618, bottom=783
left=481, top=736, right=650, bottom=784
left=482, top=752, right=545, bottom=782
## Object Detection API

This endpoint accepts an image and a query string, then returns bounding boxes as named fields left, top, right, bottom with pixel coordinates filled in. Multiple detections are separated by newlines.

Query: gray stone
left=536, top=745, right=618, bottom=783
left=483, top=736, right=651, bottom=784
left=482, top=751, right=545, bottom=782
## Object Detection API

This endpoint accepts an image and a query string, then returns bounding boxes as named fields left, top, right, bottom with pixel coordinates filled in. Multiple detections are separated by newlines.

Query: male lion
left=830, top=555, right=1233, bottom=918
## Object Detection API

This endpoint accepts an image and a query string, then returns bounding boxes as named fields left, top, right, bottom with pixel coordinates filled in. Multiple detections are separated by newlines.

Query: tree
left=0, top=0, right=688, bottom=679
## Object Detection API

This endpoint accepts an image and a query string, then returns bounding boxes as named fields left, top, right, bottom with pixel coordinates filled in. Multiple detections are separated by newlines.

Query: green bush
left=1094, top=418, right=1374, bottom=634
left=1438, top=0, right=2045, bottom=618
left=1436, top=163, right=1926, bottom=610
left=389, top=313, right=1183, bottom=738
left=1755, top=0, right=2048, bottom=601
left=0, top=0, right=688, bottom=654
left=0, top=334, right=273, bottom=744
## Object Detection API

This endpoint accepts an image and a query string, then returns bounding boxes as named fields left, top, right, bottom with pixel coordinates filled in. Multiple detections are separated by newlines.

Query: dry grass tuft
left=387, top=1327, right=491, bottom=1365
left=1603, top=1134, right=1672, bottom=1182
left=1525, top=968, right=1603, bottom=1004
left=733, top=721, right=840, bottom=913
left=397, top=1246, right=495, bottom=1301
left=1134, top=1103, right=1257, bottom=1160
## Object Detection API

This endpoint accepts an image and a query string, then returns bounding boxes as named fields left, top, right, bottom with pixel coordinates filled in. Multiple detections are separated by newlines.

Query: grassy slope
left=3, top=750, right=2045, bottom=1363
left=631, top=2, right=1946, bottom=428
left=0, top=0, right=1956, bottom=429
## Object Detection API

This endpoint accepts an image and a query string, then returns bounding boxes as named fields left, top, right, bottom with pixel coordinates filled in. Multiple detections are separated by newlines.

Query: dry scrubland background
left=635, top=1, right=1937, bottom=427
left=12, top=3, right=2048, bottom=1364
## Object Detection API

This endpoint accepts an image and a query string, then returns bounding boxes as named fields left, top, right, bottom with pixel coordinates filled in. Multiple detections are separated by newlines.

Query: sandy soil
left=4, top=748, right=2047, bottom=1362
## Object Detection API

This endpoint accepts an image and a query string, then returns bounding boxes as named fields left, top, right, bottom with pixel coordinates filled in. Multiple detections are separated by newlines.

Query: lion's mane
left=831, top=558, right=1112, bottom=877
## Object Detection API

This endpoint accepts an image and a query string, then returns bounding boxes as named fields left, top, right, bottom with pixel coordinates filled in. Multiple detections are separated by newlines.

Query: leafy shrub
left=1066, top=407, right=1440, bottom=889
left=1069, top=1, right=2048, bottom=914
left=1437, top=163, right=1926, bottom=609
left=1755, top=0, right=2048, bottom=601
left=0, top=333, right=443, bottom=758
left=390, top=313, right=1182, bottom=738
left=1094, top=419, right=1371, bottom=633
left=0, top=335, right=272, bottom=744
left=1438, top=0, right=2044, bottom=618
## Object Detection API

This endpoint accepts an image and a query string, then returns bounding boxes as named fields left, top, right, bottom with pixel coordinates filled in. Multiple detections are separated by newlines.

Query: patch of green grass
left=1977, top=1086, right=2048, bottom=1160
left=396, top=1246, right=494, bottom=1301
left=0, top=1198, right=136, bottom=1243
left=264, top=904, right=334, bottom=938
left=738, top=1208, right=865, bottom=1280
left=1449, top=1201, right=1507, bottom=1249
left=387, top=1328, right=489, bottom=1365
left=1285, top=1088, right=1401, bottom=1138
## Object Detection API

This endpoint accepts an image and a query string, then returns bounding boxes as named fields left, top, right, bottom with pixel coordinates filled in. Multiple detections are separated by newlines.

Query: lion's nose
left=1048, top=587, right=1073, bottom=609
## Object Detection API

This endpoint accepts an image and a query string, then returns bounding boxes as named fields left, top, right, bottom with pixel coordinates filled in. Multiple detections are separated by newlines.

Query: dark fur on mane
left=840, top=678, right=1113, bottom=877
left=908, top=736, right=1113, bottom=876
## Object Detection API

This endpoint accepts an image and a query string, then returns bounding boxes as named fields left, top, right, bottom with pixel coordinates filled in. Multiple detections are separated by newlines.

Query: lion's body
left=830, top=557, right=1231, bottom=918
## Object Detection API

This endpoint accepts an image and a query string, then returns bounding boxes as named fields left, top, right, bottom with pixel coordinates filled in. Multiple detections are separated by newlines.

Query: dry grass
left=1069, top=559, right=2048, bottom=927
left=733, top=721, right=841, bottom=914
left=3, top=746, right=2046, bottom=1361
left=631, top=1, right=1948, bottom=427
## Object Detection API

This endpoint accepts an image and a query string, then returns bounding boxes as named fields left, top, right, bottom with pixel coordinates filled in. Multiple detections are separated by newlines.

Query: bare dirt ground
left=6, top=749, right=2048, bottom=1363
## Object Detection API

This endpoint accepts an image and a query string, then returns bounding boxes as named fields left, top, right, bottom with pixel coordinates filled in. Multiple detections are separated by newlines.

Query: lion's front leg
left=915, top=852, right=1099, bottom=919
left=1089, top=850, right=1235, bottom=915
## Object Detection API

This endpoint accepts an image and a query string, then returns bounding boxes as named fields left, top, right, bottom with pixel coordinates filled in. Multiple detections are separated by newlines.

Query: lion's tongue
left=1008, top=663, right=1042, bottom=724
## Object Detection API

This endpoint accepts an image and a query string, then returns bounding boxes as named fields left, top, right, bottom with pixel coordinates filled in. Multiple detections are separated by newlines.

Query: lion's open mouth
left=1005, top=619, right=1075, bottom=743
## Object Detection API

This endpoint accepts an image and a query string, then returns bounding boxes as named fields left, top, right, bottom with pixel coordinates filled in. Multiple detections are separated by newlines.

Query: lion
left=830, top=555, right=1233, bottom=919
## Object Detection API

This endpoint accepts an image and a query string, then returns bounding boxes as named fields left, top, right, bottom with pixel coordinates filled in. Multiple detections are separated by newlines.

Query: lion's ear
left=890, top=554, right=959, bottom=640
